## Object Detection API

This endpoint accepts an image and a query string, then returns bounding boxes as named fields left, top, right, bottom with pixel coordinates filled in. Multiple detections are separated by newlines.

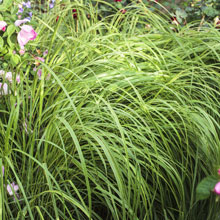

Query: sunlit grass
left=1, top=1, right=220, bottom=219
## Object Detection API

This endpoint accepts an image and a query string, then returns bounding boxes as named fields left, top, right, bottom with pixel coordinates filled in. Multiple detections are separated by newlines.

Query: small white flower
left=0, top=83, right=9, bottom=95
left=5, top=72, right=12, bottom=82
left=0, top=71, right=12, bottom=82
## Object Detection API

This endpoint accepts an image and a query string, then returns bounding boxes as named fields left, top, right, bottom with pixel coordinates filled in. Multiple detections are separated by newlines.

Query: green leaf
left=0, top=36, right=3, bottom=47
left=176, top=9, right=187, bottom=19
left=0, top=47, right=7, bottom=55
left=7, top=37, right=14, bottom=48
left=196, top=176, right=218, bottom=201
left=4, top=52, right=12, bottom=60
left=0, top=0, right=13, bottom=11
left=2, top=62, right=8, bottom=68
left=10, top=54, right=21, bottom=66
left=6, top=24, right=15, bottom=36
left=202, top=6, right=218, bottom=17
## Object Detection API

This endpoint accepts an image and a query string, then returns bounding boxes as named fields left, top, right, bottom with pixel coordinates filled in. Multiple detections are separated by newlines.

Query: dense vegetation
left=1, top=0, right=220, bottom=219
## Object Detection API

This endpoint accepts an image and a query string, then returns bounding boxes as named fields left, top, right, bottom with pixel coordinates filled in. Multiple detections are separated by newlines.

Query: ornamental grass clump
left=1, top=1, right=220, bottom=219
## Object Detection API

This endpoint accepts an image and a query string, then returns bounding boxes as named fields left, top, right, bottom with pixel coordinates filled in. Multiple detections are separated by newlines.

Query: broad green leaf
left=4, top=52, right=12, bottom=60
left=0, top=47, right=7, bottom=55
left=202, top=6, right=218, bottom=17
left=7, top=36, right=15, bottom=48
left=176, top=9, right=187, bottom=19
left=2, top=62, right=8, bottom=68
left=196, top=176, right=218, bottom=201
left=10, top=54, right=21, bottom=66
left=6, top=24, right=16, bottom=36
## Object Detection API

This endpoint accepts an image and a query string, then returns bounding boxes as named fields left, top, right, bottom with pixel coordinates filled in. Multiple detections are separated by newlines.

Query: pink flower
left=14, top=18, right=29, bottom=26
left=35, top=57, right=45, bottom=62
left=19, top=49, right=25, bottom=55
left=43, top=49, right=48, bottom=56
left=0, top=71, right=13, bottom=83
left=5, top=72, right=13, bottom=83
left=17, top=25, right=37, bottom=49
left=37, top=69, right=42, bottom=79
left=34, top=57, right=44, bottom=66
left=36, top=69, right=50, bottom=80
left=171, top=17, right=179, bottom=26
left=214, top=182, right=220, bottom=195
left=16, top=75, right=21, bottom=83
left=215, top=17, right=220, bottom=29
left=0, top=21, right=7, bottom=31
left=7, top=182, right=19, bottom=196
left=218, top=169, right=220, bottom=175
left=0, top=83, right=9, bottom=95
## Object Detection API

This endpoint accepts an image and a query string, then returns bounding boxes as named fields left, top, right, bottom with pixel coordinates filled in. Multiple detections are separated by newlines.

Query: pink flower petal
left=214, top=182, right=220, bottom=195
left=5, top=72, right=12, bottom=83
left=19, top=49, right=25, bottom=55
left=17, top=31, right=29, bottom=47
left=0, top=21, right=7, bottom=31
left=13, top=184, right=19, bottom=191
left=17, top=25, right=37, bottom=48
left=35, top=57, right=45, bottom=62
left=37, top=69, right=42, bottom=79
left=21, top=25, right=34, bottom=32
left=14, top=18, right=29, bottom=27
left=0, top=83, right=9, bottom=95
left=16, top=75, right=21, bottom=83
left=43, top=49, right=48, bottom=56
left=7, top=182, right=19, bottom=196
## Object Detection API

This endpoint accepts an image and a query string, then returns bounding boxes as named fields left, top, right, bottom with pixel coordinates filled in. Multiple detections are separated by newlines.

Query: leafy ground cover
left=1, top=0, right=220, bottom=219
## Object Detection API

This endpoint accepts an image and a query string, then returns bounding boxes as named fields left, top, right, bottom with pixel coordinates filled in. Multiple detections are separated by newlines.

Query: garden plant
left=1, top=0, right=220, bottom=219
